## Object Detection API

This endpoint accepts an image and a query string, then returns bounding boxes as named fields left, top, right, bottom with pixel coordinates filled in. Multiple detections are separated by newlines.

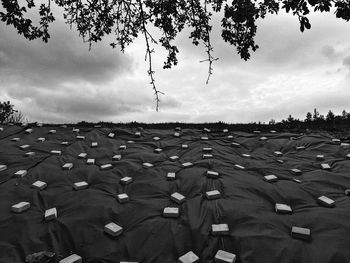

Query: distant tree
left=7, top=111, right=25, bottom=123
left=287, top=114, right=295, bottom=123
left=342, top=110, right=348, bottom=119
left=0, top=101, right=17, bottom=124
left=305, top=112, right=312, bottom=122
left=319, top=114, right=325, bottom=121
left=1, top=0, right=350, bottom=110
left=313, top=108, right=320, bottom=120
left=269, top=119, right=276, bottom=125
left=326, top=110, right=335, bottom=122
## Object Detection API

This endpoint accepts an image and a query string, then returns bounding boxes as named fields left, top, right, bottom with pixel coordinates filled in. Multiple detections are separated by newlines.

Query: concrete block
left=25, top=128, right=33, bottom=134
left=73, top=181, right=89, bottom=190
left=59, top=254, right=82, bottom=263
left=215, top=250, right=236, bottom=263
left=108, top=133, right=115, bottom=138
left=112, top=154, right=122, bottom=161
left=19, top=144, right=30, bottom=150
left=0, top=164, right=7, bottom=172
left=49, top=130, right=56, bottom=134
left=117, top=193, right=129, bottom=203
left=264, top=174, right=278, bottom=183
left=170, top=156, right=179, bottom=161
left=11, top=137, right=20, bottom=141
left=321, top=163, right=331, bottom=170
left=182, top=144, right=188, bottom=149
left=167, top=172, right=176, bottom=180
left=45, top=208, right=57, bottom=221
left=143, top=162, right=153, bottom=168
left=182, top=162, right=193, bottom=168
left=274, top=151, right=283, bottom=157
left=231, top=142, right=240, bottom=147
left=76, top=135, right=85, bottom=140
left=32, top=180, right=47, bottom=190
left=205, top=190, right=221, bottom=200
left=104, top=222, right=123, bottom=237
left=37, top=137, right=46, bottom=142
left=120, top=177, right=133, bottom=185
left=178, top=251, right=199, bottom=263
left=212, top=224, right=229, bottom=235
left=100, top=164, right=113, bottom=170
left=316, top=155, right=324, bottom=161
left=163, top=207, right=179, bottom=218
left=291, top=226, right=311, bottom=241
left=153, top=136, right=160, bottom=141
left=291, top=169, right=302, bottom=176
left=317, top=196, right=335, bottom=208
left=51, top=150, right=61, bottom=155
left=14, top=170, right=27, bottom=178
left=78, top=153, right=87, bottom=159
left=206, top=171, right=219, bottom=179
left=25, top=152, right=35, bottom=157
left=203, top=154, right=213, bottom=159
left=61, top=141, right=69, bottom=146
left=154, top=148, right=163, bottom=153
left=12, top=202, right=30, bottom=213
left=275, top=203, right=292, bottom=214
left=62, top=163, right=73, bottom=170
left=86, top=159, right=95, bottom=165
left=170, top=192, right=185, bottom=204
left=119, top=145, right=127, bottom=150
left=234, top=164, right=245, bottom=170
left=91, top=142, right=98, bottom=148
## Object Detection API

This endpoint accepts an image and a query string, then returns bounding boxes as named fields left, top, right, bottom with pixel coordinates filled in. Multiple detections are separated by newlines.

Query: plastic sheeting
left=1, top=125, right=350, bottom=263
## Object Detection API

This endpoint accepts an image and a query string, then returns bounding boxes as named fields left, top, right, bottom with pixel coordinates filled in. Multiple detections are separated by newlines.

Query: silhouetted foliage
left=305, top=112, right=312, bottom=122
left=0, top=101, right=17, bottom=124
left=326, top=110, right=335, bottom=122
left=1, top=0, right=350, bottom=110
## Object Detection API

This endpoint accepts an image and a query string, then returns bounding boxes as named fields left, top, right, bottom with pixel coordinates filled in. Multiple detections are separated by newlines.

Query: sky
left=1, top=4, right=350, bottom=124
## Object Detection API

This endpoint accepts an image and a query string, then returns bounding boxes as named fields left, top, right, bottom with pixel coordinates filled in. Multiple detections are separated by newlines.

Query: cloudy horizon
left=1, top=6, right=350, bottom=124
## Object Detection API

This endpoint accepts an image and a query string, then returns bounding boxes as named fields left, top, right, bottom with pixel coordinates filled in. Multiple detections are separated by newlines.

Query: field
left=1, top=123, right=350, bottom=263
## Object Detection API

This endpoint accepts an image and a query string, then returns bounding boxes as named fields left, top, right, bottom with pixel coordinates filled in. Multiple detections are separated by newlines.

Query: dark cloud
left=0, top=21, right=132, bottom=90
left=343, top=55, right=350, bottom=69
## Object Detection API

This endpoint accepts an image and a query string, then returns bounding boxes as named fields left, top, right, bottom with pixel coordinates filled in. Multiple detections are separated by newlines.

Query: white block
left=203, top=147, right=212, bottom=152
left=72, top=128, right=80, bottom=133
left=37, top=123, right=43, bottom=127
left=223, top=129, right=229, bottom=133
left=135, top=132, right=141, bottom=137
left=316, top=155, right=324, bottom=161
left=62, top=163, right=73, bottom=170
left=347, top=153, right=350, bottom=159
left=291, top=168, right=302, bottom=175
left=178, top=251, right=199, bottom=263
left=275, top=203, right=292, bottom=214
left=182, top=162, right=193, bottom=168
left=274, top=151, right=283, bottom=157
left=296, top=146, right=306, bottom=151
left=86, top=159, right=95, bottom=165
left=215, top=250, right=236, bottom=263
left=32, top=180, right=47, bottom=190
left=291, top=226, right=311, bottom=241
left=227, top=135, right=234, bottom=139
left=0, top=127, right=3, bottom=131
left=11, top=137, right=20, bottom=142
left=112, top=154, right=122, bottom=161
left=127, top=140, right=134, bottom=144
left=12, top=202, right=30, bottom=213
left=76, top=135, right=85, bottom=140
left=37, top=137, right=46, bottom=142
left=143, top=162, right=153, bottom=168
left=59, top=254, right=82, bottom=263
left=154, top=148, right=163, bottom=153
left=293, top=178, right=302, bottom=183
left=270, top=130, right=277, bottom=133
left=234, top=164, right=245, bottom=170
left=332, top=138, right=341, bottom=144
left=120, top=176, right=133, bottom=185
left=14, top=170, right=27, bottom=178
left=253, top=130, right=260, bottom=134
left=0, top=164, right=7, bottom=171
left=51, top=150, right=61, bottom=155
left=91, top=142, right=98, bottom=148
left=341, top=143, right=350, bottom=148
left=100, top=164, right=113, bottom=170
left=201, top=136, right=208, bottom=140
left=231, top=142, right=240, bottom=147
left=119, top=145, right=127, bottom=150
left=170, top=156, right=179, bottom=161
left=260, top=136, right=268, bottom=141
left=73, top=181, right=89, bottom=190
left=206, top=171, right=219, bottom=179
left=49, top=130, right=56, bottom=134
left=153, top=136, right=160, bottom=141
left=203, top=128, right=211, bottom=133
left=203, top=154, right=213, bottom=159
left=78, top=153, right=87, bottom=159
left=61, top=141, right=69, bottom=145
left=25, top=152, right=35, bottom=157
left=264, top=174, right=278, bottom=183
left=117, top=193, right=129, bottom=203
left=104, top=222, right=123, bottom=237
left=321, top=163, right=331, bottom=170
left=163, top=207, right=179, bottom=218
left=206, top=190, right=221, bottom=200
left=45, top=208, right=57, bottom=221
left=25, top=128, right=33, bottom=134
left=19, top=144, right=30, bottom=149
left=170, top=192, right=185, bottom=204
left=175, top=127, right=181, bottom=131
left=174, top=132, right=180, bottom=137
left=167, top=172, right=176, bottom=180
left=241, top=154, right=251, bottom=158
left=317, top=196, right=335, bottom=208
left=212, top=224, right=229, bottom=235
left=108, top=132, right=115, bottom=138
left=276, top=159, right=284, bottom=164
left=182, top=144, right=188, bottom=149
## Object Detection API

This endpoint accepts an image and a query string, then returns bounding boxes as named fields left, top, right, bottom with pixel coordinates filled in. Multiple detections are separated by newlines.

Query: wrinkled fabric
left=1, top=125, right=350, bottom=263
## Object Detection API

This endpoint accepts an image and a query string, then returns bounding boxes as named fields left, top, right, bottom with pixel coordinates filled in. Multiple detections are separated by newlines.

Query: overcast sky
left=1, top=5, right=350, bottom=124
